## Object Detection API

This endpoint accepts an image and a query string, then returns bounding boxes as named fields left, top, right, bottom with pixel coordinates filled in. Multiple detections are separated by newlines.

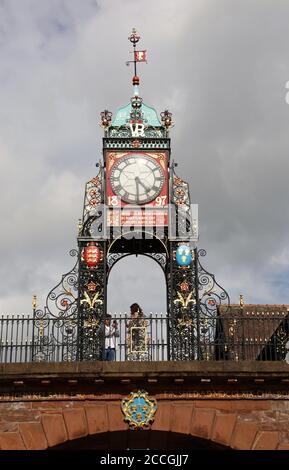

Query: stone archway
left=0, top=398, right=288, bottom=451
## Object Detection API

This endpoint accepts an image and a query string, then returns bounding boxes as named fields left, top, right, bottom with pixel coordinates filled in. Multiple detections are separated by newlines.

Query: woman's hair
left=130, top=303, right=143, bottom=316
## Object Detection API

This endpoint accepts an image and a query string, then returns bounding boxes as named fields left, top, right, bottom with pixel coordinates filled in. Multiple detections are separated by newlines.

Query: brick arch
left=0, top=400, right=288, bottom=450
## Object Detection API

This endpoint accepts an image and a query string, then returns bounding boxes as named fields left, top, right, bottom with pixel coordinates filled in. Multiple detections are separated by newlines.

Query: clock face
left=110, top=154, right=165, bottom=204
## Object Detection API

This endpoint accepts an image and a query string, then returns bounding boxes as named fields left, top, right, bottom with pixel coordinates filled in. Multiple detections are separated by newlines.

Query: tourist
left=103, top=314, right=119, bottom=361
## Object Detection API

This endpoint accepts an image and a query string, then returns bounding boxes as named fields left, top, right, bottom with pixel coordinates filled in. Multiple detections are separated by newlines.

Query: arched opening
left=50, top=430, right=231, bottom=450
left=107, top=254, right=166, bottom=314
left=107, top=254, right=167, bottom=361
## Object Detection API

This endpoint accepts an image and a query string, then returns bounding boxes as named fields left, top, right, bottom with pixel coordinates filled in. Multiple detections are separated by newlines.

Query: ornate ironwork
left=107, top=252, right=128, bottom=269
left=107, top=251, right=167, bottom=271
left=126, top=314, right=151, bottom=361
left=36, top=249, right=78, bottom=320
left=100, top=110, right=112, bottom=129
left=173, top=174, right=190, bottom=210
left=77, top=241, right=106, bottom=361
left=108, top=125, right=165, bottom=139
left=197, top=249, right=230, bottom=313
left=196, top=248, right=230, bottom=360
left=31, top=250, right=79, bottom=362
left=104, top=137, right=169, bottom=148
left=168, top=241, right=196, bottom=360
left=2, top=313, right=289, bottom=364
left=160, top=109, right=173, bottom=129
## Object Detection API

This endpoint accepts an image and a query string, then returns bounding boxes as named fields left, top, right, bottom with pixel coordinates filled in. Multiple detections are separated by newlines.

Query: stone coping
left=0, top=360, right=288, bottom=380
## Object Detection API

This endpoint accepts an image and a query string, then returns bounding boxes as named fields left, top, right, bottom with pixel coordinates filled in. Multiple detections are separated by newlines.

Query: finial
left=128, top=28, right=140, bottom=46
left=126, top=28, right=147, bottom=91
left=239, top=294, right=244, bottom=308
left=161, top=110, right=173, bottom=128
left=32, top=294, right=37, bottom=310
left=100, top=110, right=112, bottom=130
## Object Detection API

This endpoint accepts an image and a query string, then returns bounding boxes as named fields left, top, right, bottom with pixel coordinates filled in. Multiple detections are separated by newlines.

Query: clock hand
left=135, top=177, right=140, bottom=203
left=137, top=178, right=151, bottom=193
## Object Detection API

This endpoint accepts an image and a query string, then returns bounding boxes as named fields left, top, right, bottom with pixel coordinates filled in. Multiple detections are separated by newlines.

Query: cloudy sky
left=0, top=0, right=289, bottom=316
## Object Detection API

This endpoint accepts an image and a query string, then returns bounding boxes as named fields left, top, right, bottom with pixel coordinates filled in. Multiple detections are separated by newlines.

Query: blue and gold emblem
left=121, top=390, right=157, bottom=429
left=176, top=244, right=192, bottom=267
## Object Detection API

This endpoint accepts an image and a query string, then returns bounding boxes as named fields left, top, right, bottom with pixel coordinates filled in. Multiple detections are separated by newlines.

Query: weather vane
left=126, top=28, right=147, bottom=86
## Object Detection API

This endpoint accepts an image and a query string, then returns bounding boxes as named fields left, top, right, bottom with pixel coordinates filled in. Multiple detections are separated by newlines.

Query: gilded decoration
left=121, top=390, right=157, bottom=429
left=80, top=291, right=103, bottom=309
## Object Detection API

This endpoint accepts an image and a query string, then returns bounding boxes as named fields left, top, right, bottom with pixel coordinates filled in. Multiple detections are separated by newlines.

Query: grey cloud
left=0, top=0, right=289, bottom=315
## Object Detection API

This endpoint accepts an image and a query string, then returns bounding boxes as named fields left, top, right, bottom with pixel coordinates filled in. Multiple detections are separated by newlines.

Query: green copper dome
left=112, top=102, right=162, bottom=127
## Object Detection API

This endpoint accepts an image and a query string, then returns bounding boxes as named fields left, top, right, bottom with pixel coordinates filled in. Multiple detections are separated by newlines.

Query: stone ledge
left=0, top=362, right=288, bottom=395
left=1, top=360, right=289, bottom=376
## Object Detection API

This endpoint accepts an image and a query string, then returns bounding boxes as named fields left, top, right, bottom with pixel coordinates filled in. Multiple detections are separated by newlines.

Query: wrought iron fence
left=0, top=313, right=288, bottom=363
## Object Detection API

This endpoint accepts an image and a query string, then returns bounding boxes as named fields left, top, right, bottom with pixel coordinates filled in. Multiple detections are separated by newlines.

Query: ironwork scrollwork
left=32, top=250, right=79, bottom=362
left=36, top=249, right=78, bottom=320
left=197, top=249, right=230, bottom=314
left=82, top=211, right=104, bottom=237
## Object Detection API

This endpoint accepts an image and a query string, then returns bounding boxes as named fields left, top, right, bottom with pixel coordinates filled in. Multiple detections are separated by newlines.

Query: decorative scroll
left=32, top=249, right=79, bottom=362
left=197, top=249, right=230, bottom=314
left=107, top=251, right=167, bottom=271
left=195, top=249, right=230, bottom=360
left=37, top=249, right=78, bottom=320
left=107, top=252, right=128, bottom=269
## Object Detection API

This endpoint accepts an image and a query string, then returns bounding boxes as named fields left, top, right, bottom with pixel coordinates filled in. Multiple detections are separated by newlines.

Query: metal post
left=193, top=247, right=201, bottom=360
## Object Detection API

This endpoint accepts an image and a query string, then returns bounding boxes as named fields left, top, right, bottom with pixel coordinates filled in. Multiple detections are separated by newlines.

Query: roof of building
left=217, top=304, right=289, bottom=360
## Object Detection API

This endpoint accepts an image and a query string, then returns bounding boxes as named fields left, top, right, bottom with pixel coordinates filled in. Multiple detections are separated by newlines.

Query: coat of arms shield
left=121, top=390, right=157, bottom=429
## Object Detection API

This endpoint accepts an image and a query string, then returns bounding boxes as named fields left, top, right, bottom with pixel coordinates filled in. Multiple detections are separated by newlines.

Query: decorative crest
left=121, top=390, right=157, bottom=429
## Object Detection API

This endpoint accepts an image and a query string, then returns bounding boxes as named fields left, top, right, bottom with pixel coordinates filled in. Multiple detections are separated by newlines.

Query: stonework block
left=63, top=408, right=88, bottom=440
left=41, top=413, right=68, bottom=448
left=0, top=432, right=25, bottom=450
left=107, top=403, right=127, bottom=432
left=252, top=431, right=279, bottom=450
left=278, top=442, right=289, bottom=450
left=211, top=413, right=237, bottom=447
left=151, top=402, right=172, bottom=432
left=19, top=422, right=47, bottom=450
left=170, top=404, right=194, bottom=434
left=85, top=405, right=108, bottom=435
left=231, top=420, right=258, bottom=450
left=190, top=408, right=215, bottom=440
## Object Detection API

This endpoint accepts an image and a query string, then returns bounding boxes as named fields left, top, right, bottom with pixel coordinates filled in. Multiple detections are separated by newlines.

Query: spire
left=126, top=28, right=147, bottom=96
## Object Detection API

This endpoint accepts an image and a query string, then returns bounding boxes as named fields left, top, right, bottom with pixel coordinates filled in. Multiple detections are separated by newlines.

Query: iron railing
left=0, top=313, right=288, bottom=363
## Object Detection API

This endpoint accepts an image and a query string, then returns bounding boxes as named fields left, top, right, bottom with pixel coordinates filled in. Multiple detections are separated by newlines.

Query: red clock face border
left=106, top=151, right=168, bottom=208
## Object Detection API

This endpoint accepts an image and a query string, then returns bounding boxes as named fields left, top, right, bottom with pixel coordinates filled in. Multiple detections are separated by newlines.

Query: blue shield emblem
left=176, top=244, right=192, bottom=267
left=121, top=390, right=157, bottom=429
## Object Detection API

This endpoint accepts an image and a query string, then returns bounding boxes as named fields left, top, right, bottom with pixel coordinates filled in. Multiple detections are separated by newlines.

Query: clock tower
left=76, top=29, right=229, bottom=361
